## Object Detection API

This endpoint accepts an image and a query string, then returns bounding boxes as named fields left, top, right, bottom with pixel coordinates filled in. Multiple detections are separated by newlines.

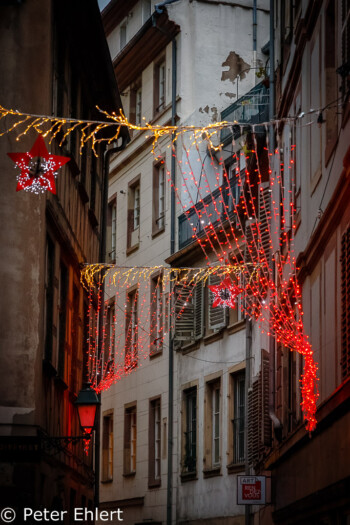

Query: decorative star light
left=209, top=276, right=243, bottom=309
left=7, top=134, right=70, bottom=194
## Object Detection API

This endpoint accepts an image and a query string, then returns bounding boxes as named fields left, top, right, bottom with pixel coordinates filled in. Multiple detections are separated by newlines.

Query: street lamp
left=75, top=384, right=101, bottom=435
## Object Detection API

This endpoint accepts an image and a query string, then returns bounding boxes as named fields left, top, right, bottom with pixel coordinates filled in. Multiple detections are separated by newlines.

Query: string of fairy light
left=0, top=98, right=345, bottom=153
left=1, top=99, right=337, bottom=433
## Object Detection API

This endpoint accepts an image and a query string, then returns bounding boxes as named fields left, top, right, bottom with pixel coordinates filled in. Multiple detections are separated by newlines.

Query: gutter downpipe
left=167, top=35, right=177, bottom=525
left=245, top=319, right=252, bottom=525
left=94, top=137, right=127, bottom=510
left=268, top=0, right=276, bottom=514
left=269, top=0, right=275, bottom=152
left=253, top=0, right=257, bottom=78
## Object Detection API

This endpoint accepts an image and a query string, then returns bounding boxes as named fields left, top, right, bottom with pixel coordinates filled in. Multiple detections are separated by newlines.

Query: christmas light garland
left=0, top=100, right=325, bottom=432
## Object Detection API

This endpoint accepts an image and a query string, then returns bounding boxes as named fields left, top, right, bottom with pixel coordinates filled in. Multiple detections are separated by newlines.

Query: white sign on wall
left=237, top=476, right=266, bottom=505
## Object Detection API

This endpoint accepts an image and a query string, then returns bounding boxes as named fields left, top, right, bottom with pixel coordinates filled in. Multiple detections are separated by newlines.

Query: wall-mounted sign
left=237, top=476, right=266, bottom=505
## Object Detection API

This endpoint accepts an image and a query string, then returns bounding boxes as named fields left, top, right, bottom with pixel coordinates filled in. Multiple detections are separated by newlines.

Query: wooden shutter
left=247, top=377, right=260, bottom=466
left=248, top=351, right=271, bottom=466
left=174, top=284, right=195, bottom=342
left=261, top=349, right=272, bottom=446
left=208, top=273, right=227, bottom=330
left=341, top=226, right=350, bottom=379
left=194, top=283, right=204, bottom=340
left=259, top=183, right=271, bottom=264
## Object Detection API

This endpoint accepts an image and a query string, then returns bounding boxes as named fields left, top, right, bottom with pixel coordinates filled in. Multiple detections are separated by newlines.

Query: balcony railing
left=178, top=177, right=239, bottom=250
left=220, top=81, right=269, bottom=143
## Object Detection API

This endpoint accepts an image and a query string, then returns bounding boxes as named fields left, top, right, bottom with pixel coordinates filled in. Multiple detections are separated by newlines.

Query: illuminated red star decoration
left=7, top=134, right=70, bottom=194
left=209, top=276, right=243, bottom=308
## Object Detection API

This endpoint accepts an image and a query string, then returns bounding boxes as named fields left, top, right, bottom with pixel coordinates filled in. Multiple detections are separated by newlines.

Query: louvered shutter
left=174, top=284, right=195, bottom=342
left=194, top=283, right=204, bottom=340
left=208, top=273, right=227, bottom=330
left=247, top=377, right=260, bottom=466
left=259, top=183, right=272, bottom=265
left=261, top=349, right=272, bottom=446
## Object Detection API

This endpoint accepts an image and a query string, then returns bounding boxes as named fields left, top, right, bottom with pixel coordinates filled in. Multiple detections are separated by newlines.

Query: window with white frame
left=150, top=273, right=163, bottom=356
left=152, top=160, right=165, bottom=234
left=127, top=177, right=141, bottom=250
left=182, top=386, right=197, bottom=476
left=125, top=288, right=138, bottom=369
left=124, top=404, right=137, bottom=475
left=149, top=397, right=161, bottom=486
left=204, top=377, right=221, bottom=473
left=154, top=59, right=166, bottom=114
left=102, top=412, right=113, bottom=481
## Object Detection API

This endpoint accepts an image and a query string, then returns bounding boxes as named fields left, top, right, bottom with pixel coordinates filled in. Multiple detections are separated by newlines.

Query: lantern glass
left=77, top=404, right=97, bottom=431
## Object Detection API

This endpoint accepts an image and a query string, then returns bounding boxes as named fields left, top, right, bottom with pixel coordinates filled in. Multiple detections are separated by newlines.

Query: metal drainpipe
left=167, top=34, right=177, bottom=525
left=245, top=318, right=252, bottom=525
left=253, top=0, right=257, bottom=77
left=94, top=138, right=127, bottom=510
left=269, top=0, right=275, bottom=152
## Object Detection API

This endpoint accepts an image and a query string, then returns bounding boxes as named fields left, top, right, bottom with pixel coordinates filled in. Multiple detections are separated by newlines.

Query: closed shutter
left=208, top=273, right=227, bottom=330
left=342, top=1, right=350, bottom=95
left=174, top=284, right=195, bottom=342
left=194, top=283, right=204, bottom=340
left=261, top=349, right=272, bottom=446
left=247, top=351, right=271, bottom=466
left=247, top=377, right=260, bottom=466
left=341, top=226, right=350, bottom=379
left=259, top=183, right=271, bottom=264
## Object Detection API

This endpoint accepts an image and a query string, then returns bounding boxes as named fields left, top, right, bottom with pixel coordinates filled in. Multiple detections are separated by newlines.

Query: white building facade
left=99, top=1, right=270, bottom=523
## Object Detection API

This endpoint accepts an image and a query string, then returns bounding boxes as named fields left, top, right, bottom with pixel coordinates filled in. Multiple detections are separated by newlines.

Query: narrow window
left=136, top=87, right=142, bottom=126
left=142, top=0, right=152, bottom=23
left=233, top=372, right=245, bottom=464
left=125, top=288, right=138, bottom=369
left=105, top=301, right=115, bottom=371
left=152, top=161, right=166, bottom=235
left=102, top=413, right=114, bottom=482
left=212, top=384, right=220, bottom=466
left=182, top=387, right=197, bottom=475
left=154, top=59, right=166, bottom=115
left=149, top=397, right=161, bottom=486
left=120, top=23, right=127, bottom=50
left=109, top=199, right=117, bottom=261
left=124, top=405, right=137, bottom=475
left=150, top=274, right=163, bottom=356
left=204, top=378, right=221, bottom=473
left=127, top=178, right=141, bottom=251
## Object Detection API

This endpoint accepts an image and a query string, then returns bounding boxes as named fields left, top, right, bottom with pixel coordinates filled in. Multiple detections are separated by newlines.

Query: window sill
left=227, top=319, right=245, bottom=335
left=123, top=472, right=136, bottom=478
left=203, top=330, right=224, bottom=346
left=180, top=471, right=197, bottom=483
left=126, top=243, right=139, bottom=256
left=101, top=479, right=113, bottom=484
left=148, top=479, right=161, bottom=489
left=176, top=340, right=200, bottom=353
left=151, top=226, right=165, bottom=239
left=227, top=462, right=245, bottom=474
left=203, top=466, right=221, bottom=478
left=150, top=349, right=163, bottom=359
